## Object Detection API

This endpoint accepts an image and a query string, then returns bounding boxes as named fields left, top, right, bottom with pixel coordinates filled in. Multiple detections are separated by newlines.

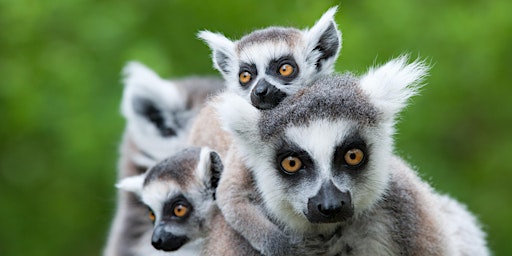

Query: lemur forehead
left=236, top=27, right=302, bottom=53
left=259, top=74, right=380, bottom=141
left=144, top=147, right=202, bottom=187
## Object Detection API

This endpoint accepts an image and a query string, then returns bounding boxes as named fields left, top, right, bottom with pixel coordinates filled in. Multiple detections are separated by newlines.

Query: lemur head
left=198, top=6, right=341, bottom=110
left=218, top=56, right=428, bottom=232
left=116, top=147, right=223, bottom=252
left=121, top=61, right=222, bottom=167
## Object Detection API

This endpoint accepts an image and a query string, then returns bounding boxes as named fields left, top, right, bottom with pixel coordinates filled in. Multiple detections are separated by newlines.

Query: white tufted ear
left=116, top=174, right=145, bottom=196
left=359, top=56, right=429, bottom=122
left=304, top=6, right=341, bottom=73
left=215, top=92, right=261, bottom=146
left=197, top=30, right=236, bottom=79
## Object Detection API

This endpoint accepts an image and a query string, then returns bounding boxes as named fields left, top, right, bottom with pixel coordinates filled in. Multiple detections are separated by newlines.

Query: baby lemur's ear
left=197, top=30, right=236, bottom=79
left=197, top=148, right=223, bottom=199
left=304, top=6, right=341, bottom=72
left=116, top=174, right=145, bottom=196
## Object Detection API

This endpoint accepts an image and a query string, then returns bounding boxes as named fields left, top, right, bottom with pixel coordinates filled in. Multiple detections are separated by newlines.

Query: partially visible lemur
left=116, top=147, right=223, bottom=256
left=204, top=56, right=489, bottom=255
left=103, top=62, right=224, bottom=256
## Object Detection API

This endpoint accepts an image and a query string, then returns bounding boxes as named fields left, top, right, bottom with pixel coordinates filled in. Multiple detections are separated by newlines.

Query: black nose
left=151, top=224, right=189, bottom=251
left=250, top=79, right=287, bottom=110
left=306, top=181, right=353, bottom=223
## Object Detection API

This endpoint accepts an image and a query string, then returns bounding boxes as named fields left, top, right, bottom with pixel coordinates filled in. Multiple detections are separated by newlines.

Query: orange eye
left=173, top=204, right=189, bottom=218
left=279, top=64, right=294, bottom=77
left=281, top=156, right=302, bottom=173
left=239, top=71, right=252, bottom=84
left=344, top=149, right=364, bottom=166
left=149, top=210, right=156, bottom=222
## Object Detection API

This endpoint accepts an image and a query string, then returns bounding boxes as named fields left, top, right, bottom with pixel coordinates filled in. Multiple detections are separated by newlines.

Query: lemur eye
left=149, top=209, right=156, bottom=223
left=239, top=71, right=252, bottom=84
left=173, top=204, right=189, bottom=218
left=278, top=64, right=294, bottom=77
left=281, top=156, right=302, bottom=173
left=344, top=149, right=364, bottom=166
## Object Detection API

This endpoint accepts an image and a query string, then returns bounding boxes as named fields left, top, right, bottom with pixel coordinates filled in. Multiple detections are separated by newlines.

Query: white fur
left=359, top=56, right=429, bottom=121
left=196, top=30, right=236, bottom=78
left=121, top=61, right=188, bottom=164
left=115, top=174, right=145, bottom=195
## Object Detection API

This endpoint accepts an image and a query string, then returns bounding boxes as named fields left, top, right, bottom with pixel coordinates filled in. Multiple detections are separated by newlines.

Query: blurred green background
left=1, top=0, right=510, bottom=255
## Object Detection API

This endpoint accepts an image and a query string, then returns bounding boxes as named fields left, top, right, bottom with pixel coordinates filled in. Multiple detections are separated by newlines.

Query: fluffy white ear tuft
left=359, top=55, right=429, bottom=121
left=116, top=174, right=145, bottom=196
left=197, top=30, right=236, bottom=78
left=215, top=92, right=260, bottom=142
left=304, top=6, right=341, bottom=73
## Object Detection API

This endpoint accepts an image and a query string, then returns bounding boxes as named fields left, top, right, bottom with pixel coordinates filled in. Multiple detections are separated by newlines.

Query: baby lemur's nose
left=306, top=180, right=354, bottom=223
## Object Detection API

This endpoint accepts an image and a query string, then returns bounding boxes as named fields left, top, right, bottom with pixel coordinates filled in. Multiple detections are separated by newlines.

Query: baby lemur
left=203, top=56, right=489, bottom=255
left=116, top=147, right=222, bottom=255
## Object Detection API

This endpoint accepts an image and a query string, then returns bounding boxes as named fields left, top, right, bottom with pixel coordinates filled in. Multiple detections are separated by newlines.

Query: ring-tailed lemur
left=204, top=56, right=489, bottom=255
left=116, top=147, right=223, bottom=256
left=198, top=6, right=340, bottom=110
left=103, top=62, right=224, bottom=256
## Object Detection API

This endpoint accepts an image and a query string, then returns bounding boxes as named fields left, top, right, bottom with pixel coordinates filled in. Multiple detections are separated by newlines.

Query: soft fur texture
left=199, top=57, right=489, bottom=255
left=116, top=147, right=222, bottom=256
left=197, top=6, right=341, bottom=109
left=103, top=62, right=224, bottom=256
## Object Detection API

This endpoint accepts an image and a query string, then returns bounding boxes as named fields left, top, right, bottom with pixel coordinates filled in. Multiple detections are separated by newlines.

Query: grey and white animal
left=203, top=56, right=490, bottom=255
left=116, top=147, right=223, bottom=256
left=103, top=62, right=224, bottom=256
left=198, top=6, right=341, bottom=110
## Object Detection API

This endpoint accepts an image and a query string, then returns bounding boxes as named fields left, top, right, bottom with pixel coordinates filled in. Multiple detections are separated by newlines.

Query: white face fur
left=198, top=6, right=341, bottom=110
left=116, top=147, right=222, bottom=252
left=218, top=56, right=428, bottom=233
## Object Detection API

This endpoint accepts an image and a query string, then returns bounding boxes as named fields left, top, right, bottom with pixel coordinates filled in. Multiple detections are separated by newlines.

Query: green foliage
left=1, top=0, right=510, bottom=255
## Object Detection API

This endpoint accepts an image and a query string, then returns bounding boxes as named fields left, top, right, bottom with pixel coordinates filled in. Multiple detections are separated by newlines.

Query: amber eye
left=173, top=204, right=189, bottom=218
left=279, top=64, right=294, bottom=77
left=280, top=156, right=302, bottom=173
left=344, top=149, right=364, bottom=166
left=149, top=210, right=156, bottom=223
left=239, top=71, right=252, bottom=84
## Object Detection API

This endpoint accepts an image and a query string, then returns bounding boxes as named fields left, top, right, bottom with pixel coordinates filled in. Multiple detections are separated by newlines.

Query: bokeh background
left=1, top=0, right=511, bottom=255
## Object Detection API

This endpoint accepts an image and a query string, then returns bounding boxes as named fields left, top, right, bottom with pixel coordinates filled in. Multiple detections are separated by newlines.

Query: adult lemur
left=203, top=57, right=489, bottom=255
left=103, top=62, right=224, bottom=256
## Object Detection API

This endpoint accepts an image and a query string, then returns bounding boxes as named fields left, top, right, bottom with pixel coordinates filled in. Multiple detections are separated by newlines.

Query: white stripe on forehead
left=284, top=119, right=354, bottom=179
left=238, top=41, right=301, bottom=69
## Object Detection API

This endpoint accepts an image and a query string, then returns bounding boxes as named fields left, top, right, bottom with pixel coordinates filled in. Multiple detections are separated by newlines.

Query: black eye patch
left=238, top=62, right=258, bottom=88
left=266, top=55, right=299, bottom=83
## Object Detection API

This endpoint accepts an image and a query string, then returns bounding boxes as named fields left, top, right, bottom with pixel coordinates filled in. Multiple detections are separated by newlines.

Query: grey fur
left=236, top=27, right=302, bottom=52
left=103, top=63, right=224, bottom=256
left=203, top=68, right=489, bottom=255
left=144, top=147, right=201, bottom=186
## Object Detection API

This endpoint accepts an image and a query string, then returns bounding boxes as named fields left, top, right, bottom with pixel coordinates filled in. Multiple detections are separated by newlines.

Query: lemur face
left=117, top=147, right=223, bottom=252
left=218, top=57, right=428, bottom=230
left=120, top=62, right=223, bottom=167
left=199, top=7, right=341, bottom=110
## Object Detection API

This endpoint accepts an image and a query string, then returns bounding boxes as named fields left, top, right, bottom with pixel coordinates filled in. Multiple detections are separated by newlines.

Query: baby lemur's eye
left=239, top=71, right=252, bottom=84
left=278, top=64, right=294, bottom=77
left=280, top=156, right=302, bottom=173
left=344, top=148, right=365, bottom=166
left=149, top=209, right=156, bottom=223
left=173, top=204, right=189, bottom=218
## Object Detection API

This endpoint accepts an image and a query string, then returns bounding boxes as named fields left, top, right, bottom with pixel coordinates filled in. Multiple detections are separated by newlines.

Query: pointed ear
left=305, top=6, right=341, bottom=72
left=215, top=92, right=261, bottom=144
left=359, top=56, right=430, bottom=122
left=197, top=148, right=223, bottom=199
left=197, top=30, right=236, bottom=79
left=116, top=174, right=146, bottom=196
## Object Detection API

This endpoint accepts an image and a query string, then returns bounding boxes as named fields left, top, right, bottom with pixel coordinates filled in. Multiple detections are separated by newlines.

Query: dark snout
left=250, top=79, right=287, bottom=110
left=152, top=223, right=189, bottom=251
left=306, top=181, right=354, bottom=223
